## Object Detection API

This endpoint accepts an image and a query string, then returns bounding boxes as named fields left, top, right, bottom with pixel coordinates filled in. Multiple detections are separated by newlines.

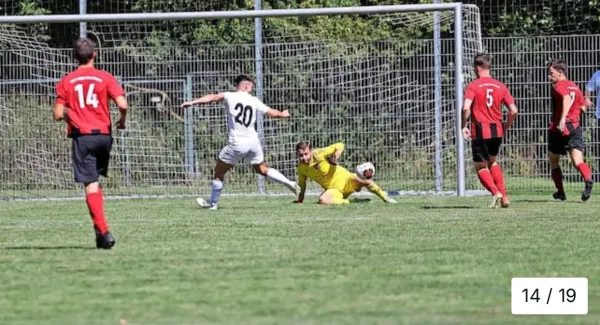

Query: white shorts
left=218, top=138, right=264, bottom=165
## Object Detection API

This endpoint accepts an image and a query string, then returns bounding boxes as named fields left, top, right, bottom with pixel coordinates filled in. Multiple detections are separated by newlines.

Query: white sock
left=266, top=168, right=294, bottom=187
left=210, top=180, right=223, bottom=204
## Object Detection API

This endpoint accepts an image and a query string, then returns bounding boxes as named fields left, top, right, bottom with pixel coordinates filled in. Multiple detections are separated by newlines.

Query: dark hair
left=74, top=38, right=96, bottom=65
left=473, top=53, right=492, bottom=70
left=234, top=74, right=255, bottom=86
left=295, top=141, right=311, bottom=151
left=548, top=59, right=567, bottom=74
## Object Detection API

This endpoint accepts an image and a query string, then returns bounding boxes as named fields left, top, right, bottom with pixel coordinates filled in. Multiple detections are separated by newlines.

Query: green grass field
left=1, top=194, right=599, bottom=325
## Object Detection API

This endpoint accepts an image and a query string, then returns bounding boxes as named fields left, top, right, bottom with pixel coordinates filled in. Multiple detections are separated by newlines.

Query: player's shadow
left=421, top=205, right=475, bottom=210
left=513, top=199, right=580, bottom=204
left=2, top=245, right=95, bottom=250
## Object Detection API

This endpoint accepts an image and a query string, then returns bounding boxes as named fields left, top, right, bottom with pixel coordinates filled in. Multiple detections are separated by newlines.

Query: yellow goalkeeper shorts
left=324, top=176, right=362, bottom=199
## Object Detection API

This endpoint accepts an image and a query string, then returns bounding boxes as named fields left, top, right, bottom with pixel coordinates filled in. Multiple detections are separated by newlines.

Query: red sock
left=551, top=168, right=565, bottom=193
left=477, top=169, right=499, bottom=195
left=576, top=163, right=592, bottom=182
left=86, top=189, right=109, bottom=234
left=489, top=164, right=507, bottom=196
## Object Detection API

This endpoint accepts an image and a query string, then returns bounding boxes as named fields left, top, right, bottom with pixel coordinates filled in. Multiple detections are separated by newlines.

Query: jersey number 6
left=234, top=103, right=254, bottom=127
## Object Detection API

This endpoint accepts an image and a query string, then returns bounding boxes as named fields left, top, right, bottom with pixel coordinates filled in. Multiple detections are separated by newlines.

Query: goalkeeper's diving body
left=295, top=141, right=397, bottom=205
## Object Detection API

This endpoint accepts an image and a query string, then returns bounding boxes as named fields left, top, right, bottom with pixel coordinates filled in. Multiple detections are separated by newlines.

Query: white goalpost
left=0, top=3, right=482, bottom=200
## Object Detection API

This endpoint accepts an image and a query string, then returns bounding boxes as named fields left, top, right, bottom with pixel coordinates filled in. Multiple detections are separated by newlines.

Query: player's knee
left=253, top=164, right=268, bottom=176
left=318, top=196, right=331, bottom=205
left=570, top=150, right=584, bottom=165
left=84, top=182, right=100, bottom=195
left=473, top=162, right=487, bottom=171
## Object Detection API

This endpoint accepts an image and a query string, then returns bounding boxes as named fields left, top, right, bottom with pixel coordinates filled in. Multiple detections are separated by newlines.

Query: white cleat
left=286, top=182, right=301, bottom=196
left=386, top=197, right=398, bottom=204
left=196, top=198, right=218, bottom=210
left=488, top=192, right=503, bottom=209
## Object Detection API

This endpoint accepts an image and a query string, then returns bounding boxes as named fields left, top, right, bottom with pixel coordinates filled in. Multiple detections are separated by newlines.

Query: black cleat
left=553, top=191, right=567, bottom=201
left=96, top=232, right=116, bottom=249
left=581, top=180, right=593, bottom=202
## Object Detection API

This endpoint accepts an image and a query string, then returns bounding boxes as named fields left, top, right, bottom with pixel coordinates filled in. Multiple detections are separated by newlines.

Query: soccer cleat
left=385, top=197, right=398, bottom=204
left=96, top=231, right=115, bottom=250
left=552, top=191, right=567, bottom=201
left=196, top=198, right=218, bottom=210
left=581, top=180, right=593, bottom=202
left=488, top=192, right=503, bottom=208
left=501, top=196, right=510, bottom=208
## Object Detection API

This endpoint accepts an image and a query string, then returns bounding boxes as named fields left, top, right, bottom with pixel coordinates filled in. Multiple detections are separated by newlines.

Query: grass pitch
left=0, top=194, right=599, bottom=325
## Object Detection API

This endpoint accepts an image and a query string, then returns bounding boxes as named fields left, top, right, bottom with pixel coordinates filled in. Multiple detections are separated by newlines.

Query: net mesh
left=0, top=4, right=482, bottom=199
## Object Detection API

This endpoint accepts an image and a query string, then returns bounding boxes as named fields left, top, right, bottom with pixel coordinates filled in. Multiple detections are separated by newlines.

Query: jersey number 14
left=234, top=103, right=254, bottom=127
left=75, top=83, right=99, bottom=109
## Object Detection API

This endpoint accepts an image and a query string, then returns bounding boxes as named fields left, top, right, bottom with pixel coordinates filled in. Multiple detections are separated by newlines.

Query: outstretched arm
left=181, top=93, right=225, bottom=108
left=296, top=173, right=307, bottom=203
left=265, top=108, right=290, bottom=118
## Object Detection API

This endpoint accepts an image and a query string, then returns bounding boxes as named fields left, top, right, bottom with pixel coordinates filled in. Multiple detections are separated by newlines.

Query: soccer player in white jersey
left=181, top=74, right=300, bottom=210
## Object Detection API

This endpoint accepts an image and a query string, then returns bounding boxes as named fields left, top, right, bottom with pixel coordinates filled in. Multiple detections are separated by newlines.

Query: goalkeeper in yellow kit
left=295, top=141, right=397, bottom=205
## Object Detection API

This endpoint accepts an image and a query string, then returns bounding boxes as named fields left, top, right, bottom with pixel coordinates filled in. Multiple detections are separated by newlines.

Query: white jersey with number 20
left=223, top=91, right=269, bottom=143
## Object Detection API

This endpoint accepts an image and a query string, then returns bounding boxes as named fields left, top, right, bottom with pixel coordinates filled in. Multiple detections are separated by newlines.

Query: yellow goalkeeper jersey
left=297, top=142, right=354, bottom=191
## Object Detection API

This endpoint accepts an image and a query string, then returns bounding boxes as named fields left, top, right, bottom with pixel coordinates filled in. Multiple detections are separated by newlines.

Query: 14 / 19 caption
left=511, top=278, right=588, bottom=315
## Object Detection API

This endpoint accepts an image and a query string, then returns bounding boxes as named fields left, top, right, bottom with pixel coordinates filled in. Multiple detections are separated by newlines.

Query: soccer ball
left=356, top=162, right=375, bottom=180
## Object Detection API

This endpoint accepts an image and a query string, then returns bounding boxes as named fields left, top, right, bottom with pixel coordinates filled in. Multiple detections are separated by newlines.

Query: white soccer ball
left=356, top=162, right=375, bottom=180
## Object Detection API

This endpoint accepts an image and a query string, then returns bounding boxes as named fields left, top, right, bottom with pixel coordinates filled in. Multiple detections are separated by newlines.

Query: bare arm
left=52, top=103, right=67, bottom=121
left=560, top=95, right=572, bottom=121
left=181, top=93, right=225, bottom=108
left=265, top=108, right=290, bottom=118
left=113, top=95, right=129, bottom=129
left=297, top=173, right=307, bottom=203
left=461, top=98, right=473, bottom=129
left=584, top=90, right=593, bottom=110
left=504, top=103, right=518, bottom=132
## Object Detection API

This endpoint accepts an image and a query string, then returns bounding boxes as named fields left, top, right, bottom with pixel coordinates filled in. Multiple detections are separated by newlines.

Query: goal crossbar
left=0, top=3, right=467, bottom=196
left=0, top=4, right=462, bottom=24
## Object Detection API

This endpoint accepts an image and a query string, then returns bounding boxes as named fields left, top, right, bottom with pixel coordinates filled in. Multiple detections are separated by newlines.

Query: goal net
left=0, top=3, right=482, bottom=200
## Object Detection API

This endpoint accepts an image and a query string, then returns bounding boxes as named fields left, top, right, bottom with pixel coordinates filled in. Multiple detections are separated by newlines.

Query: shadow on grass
left=2, top=245, right=95, bottom=250
left=421, top=205, right=475, bottom=210
left=514, top=199, right=580, bottom=204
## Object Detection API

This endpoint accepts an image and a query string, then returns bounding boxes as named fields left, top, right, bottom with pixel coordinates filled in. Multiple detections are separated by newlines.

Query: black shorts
left=72, top=135, right=113, bottom=184
left=548, top=125, right=585, bottom=156
left=471, top=137, right=502, bottom=163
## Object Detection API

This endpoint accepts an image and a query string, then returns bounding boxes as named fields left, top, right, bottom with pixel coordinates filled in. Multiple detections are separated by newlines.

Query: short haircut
left=234, top=74, right=255, bottom=86
left=473, top=53, right=492, bottom=70
left=548, top=59, right=567, bottom=74
left=295, top=141, right=311, bottom=151
left=74, top=38, right=96, bottom=65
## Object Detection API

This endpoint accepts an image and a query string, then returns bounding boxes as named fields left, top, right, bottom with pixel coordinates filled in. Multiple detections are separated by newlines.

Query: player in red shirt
left=547, top=59, right=593, bottom=202
left=461, top=53, right=518, bottom=208
left=53, top=38, right=129, bottom=249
